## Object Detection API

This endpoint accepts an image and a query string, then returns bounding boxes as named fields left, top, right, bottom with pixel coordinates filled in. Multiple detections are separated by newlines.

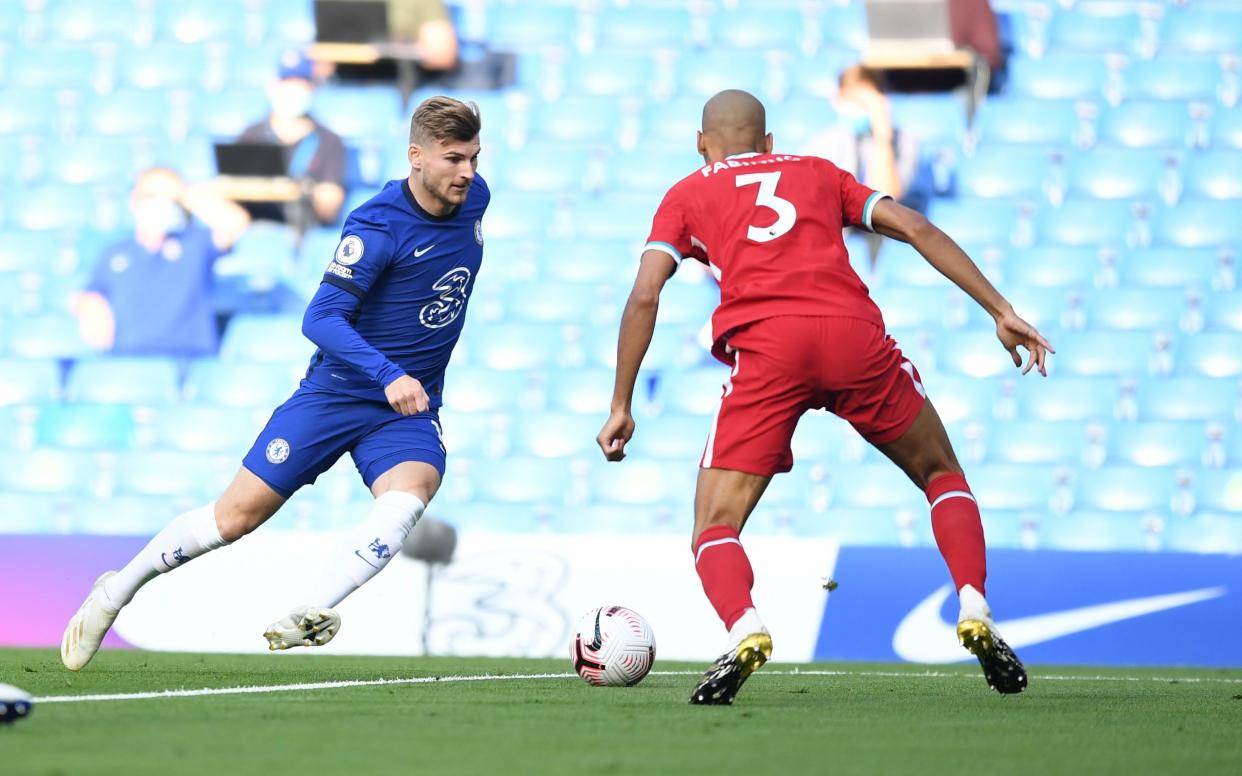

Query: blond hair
left=409, top=96, right=481, bottom=145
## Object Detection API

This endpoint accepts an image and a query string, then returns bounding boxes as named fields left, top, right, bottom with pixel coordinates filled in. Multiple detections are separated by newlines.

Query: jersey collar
left=726, top=152, right=763, bottom=160
left=402, top=178, right=460, bottom=222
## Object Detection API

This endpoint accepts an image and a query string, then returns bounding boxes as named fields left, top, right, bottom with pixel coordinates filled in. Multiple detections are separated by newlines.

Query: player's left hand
left=384, top=375, right=430, bottom=415
left=996, top=310, right=1055, bottom=377
left=597, top=410, right=635, bottom=462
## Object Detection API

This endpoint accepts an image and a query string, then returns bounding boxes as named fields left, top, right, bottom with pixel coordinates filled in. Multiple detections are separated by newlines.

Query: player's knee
left=213, top=502, right=267, bottom=542
left=692, top=509, right=745, bottom=547
left=918, top=461, right=964, bottom=492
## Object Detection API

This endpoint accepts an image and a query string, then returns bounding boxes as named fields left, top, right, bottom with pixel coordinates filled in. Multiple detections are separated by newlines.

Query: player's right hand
left=384, top=375, right=430, bottom=416
left=996, top=311, right=1055, bottom=377
left=597, top=410, right=635, bottom=462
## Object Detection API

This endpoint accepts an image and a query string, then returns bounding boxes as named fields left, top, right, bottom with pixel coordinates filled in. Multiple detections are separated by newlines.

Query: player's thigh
left=215, top=466, right=287, bottom=541
left=873, top=399, right=962, bottom=491
left=351, top=411, right=446, bottom=502
left=693, top=467, right=772, bottom=544
left=240, top=388, right=361, bottom=503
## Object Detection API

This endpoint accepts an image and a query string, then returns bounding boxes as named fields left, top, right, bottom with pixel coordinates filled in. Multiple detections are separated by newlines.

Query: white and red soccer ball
left=570, top=606, right=656, bottom=687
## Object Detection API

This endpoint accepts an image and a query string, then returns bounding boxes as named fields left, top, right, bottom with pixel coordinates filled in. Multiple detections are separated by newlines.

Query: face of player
left=410, top=136, right=480, bottom=213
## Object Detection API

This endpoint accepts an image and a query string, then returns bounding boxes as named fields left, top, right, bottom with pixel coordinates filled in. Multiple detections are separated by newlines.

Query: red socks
left=927, top=473, right=987, bottom=596
left=693, top=525, right=755, bottom=630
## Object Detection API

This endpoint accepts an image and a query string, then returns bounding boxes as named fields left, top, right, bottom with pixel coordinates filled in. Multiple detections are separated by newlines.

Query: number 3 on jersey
left=736, top=171, right=797, bottom=243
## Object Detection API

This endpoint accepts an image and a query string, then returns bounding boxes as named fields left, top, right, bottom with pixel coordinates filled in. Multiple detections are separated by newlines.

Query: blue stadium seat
left=0, top=448, right=92, bottom=495
left=1087, top=288, right=1183, bottom=330
left=437, top=409, right=503, bottom=457
left=889, top=95, right=968, bottom=149
left=972, top=99, right=1079, bottom=146
left=214, top=223, right=296, bottom=291
left=1161, top=8, right=1242, bottom=54
left=1211, top=106, right=1242, bottom=149
left=643, top=96, right=707, bottom=146
left=971, top=464, right=1057, bottom=510
left=66, top=357, right=180, bottom=405
left=570, top=196, right=658, bottom=241
left=219, top=314, right=312, bottom=363
left=224, top=44, right=290, bottom=89
left=65, top=495, right=185, bottom=535
left=183, top=360, right=302, bottom=408
left=8, top=184, right=102, bottom=231
left=122, top=44, right=208, bottom=89
left=504, top=281, right=602, bottom=324
left=786, top=507, right=904, bottom=544
left=7, top=45, right=97, bottom=89
left=594, top=5, right=693, bottom=49
left=0, top=492, right=60, bottom=533
left=537, top=239, right=636, bottom=285
left=1076, top=465, right=1175, bottom=511
left=988, top=420, right=1085, bottom=465
left=1195, top=469, right=1242, bottom=512
left=1125, top=56, right=1220, bottom=101
left=467, top=323, right=564, bottom=370
left=510, top=412, right=599, bottom=458
left=655, top=281, right=717, bottom=326
left=874, top=241, right=946, bottom=287
left=1155, top=200, right=1242, bottom=247
left=1048, top=9, right=1141, bottom=53
left=937, top=331, right=1021, bottom=378
left=47, top=0, right=140, bottom=42
left=956, top=146, right=1051, bottom=199
left=193, top=90, right=270, bottom=138
left=1008, top=54, right=1109, bottom=100
left=770, top=98, right=839, bottom=149
left=1179, top=332, right=1242, bottom=377
left=3, top=315, right=89, bottom=359
left=609, top=148, right=704, bottom=192
left=86, top=90, right=175, bottom=137
left=591, top=457, right=695, bottom=506
left=0, top=1, right=27, bottom=42
left=45, top=137, right=136, bottom=185
left=1121, top=247, right=1216, bottom=288
left=1067, top=147, right=1166, bottom=199
left=433, top=501, right=541, bottom=533
left=677, top=52, right=769, bottom=99
left=496, top=144, right=589, bottom=193
left=1162, top=514, right=1242, bottom=554
left=156, top=0, right=246, bottom=44
left=1005, top=246, right=1097, bottom=288
left=486, top=4, right=578, bottom=50
left=1054, top=330, right=1154, bottom=376
left=1137, top=377, right=1236, bottom=421
left=1042, top=511, right=1148, bottom=551
left=532, top=97, right=626, bottom=145
left=871, top=287, right=959, bottom=328
left=830, top=464, right=925, bottom=510
left=311, top=88, right=402, bottom=141
left=114, top=451, right=232, bottom=499
left=1018, top=376, right=1119, bottom=421
left=471, top=457, right=573, bottom=504
left=657, top=367, right=730, bottom=415
left=546, top=368, right=617, bottom=414
left=482, top=195, right=556, bottom=240
left=565, top=51, right=658, bottom=98
left=788, top=51, right=859, bottom=99
left=0, top=90, right=57, bottom=135
left=0, top=359, right=60, bottom=404
left=819, top=2, right=869, bottom=49
left=150, top=405, right=262, bottom=454
left=1108, top=421, right=1205, bottom=467
left=926, top=198, right=1019, bottom=246
left=1037, top=198, right=1132, bottom=247
left=918, top=374, right=997, bottom=423
left=35, top=404, right=136, bottom=450
left=712, top=7, right=803, bottom=51
left=1207, top=292, right=1242, bottom=332
left=628, top=413, right=713, bottom=460
left=1099, top=101, right=1191, bottom=148
left=1183, top=150, right=1242, bottom=200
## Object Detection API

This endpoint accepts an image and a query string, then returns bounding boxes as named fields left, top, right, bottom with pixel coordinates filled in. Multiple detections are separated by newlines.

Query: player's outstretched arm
left=870, top=198, right=1054, bottom=376
left=597, top=250, right=677, bottom=461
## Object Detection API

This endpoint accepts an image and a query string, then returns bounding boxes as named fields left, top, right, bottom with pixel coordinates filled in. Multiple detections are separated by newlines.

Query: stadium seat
left=1161, top=8, right=1242, bottom=54
left=224, top=44, right=290, bottom=89
left=1067, top=147, right=1166, bottom=199
left=1137, top=376, right=1236, bottom=421
left=657, top=367, right=730, bottom=415
left=771, top=98, right=839, bottom=150
left=1099, top=101, right=1191, bottom=149
left=874, top=241, right=947, bottom=287
left=1154, top=200, right=1242, bottom=247
left=643, top=96, right=709, bottom=146
left=988, top=420, right=1085, bottom=465
left=86, top=90, right=176, bottom=137
left=626, top=413, right=714, bottom=460
left=183, top=360, right=302, bottom=408
left=65, top=495, right=184, bottom=535
left=122, top=44, right=208, bottom=89
left=0, top=448, right=93, bottom=495
left=677, top=51, right=769, bottom=99
left=1036, top=198, right=1133, bottom=247
left=114, top=451, right=232, bottom=499
left=956, top=146, right=1051, bottom=199
left=261, top=0, right=314, bottom=46
left=156, top=0, right=246, bottom=44
left=193, top=89, right=270, bottom=138
left=35, top=403, right=136, bottom=450
left=7, top=44, right=97, bottom=89
left=590, top=459, right=695, bottom=506
left=1211, top=106, right=1242, bottom=150
left=1179, top=332, right=1242, bottom=377
left=830, top=464, right=925, bottom=510
left=1108, top=421, right=1205, bottom=467
left=918, top=374, right=997, bottom=424
left=485, top=4, right=578, bottom=50
left=3, top=315, right=90, bottom=359
left=0, top=492, right=61, bottom=533
left=0, top=90, right=58, bottom=135
left=786, top=507, right=906, bottom=544
left=46, top=0, right=141, bottom=43
left=1125, top=56, right=1220, bottom=101
left=1042, top=511, right=1148, bottom=551
left=437, top=409, right=505, bottom=458
left=1182, top=150, right=1242, bottom=200
left=608, top=148, right=704, bottom=192
left=150, top=405, right=263, bottom=454
left=1206, top=292, right=1242, bottom=332
left=511, top=412, right=600, bottom=458
left=1053, top=330, right=1155, bottom=376
left=219, top=314, right=312, bottom=364
left=1047, top=9, right=1141, bottom=53
left=1008, top=53, right=1109, bottom=100
left=655, top=281, right=717, bottom=326
left=972, top=99, right=1079, bottom=146
left=65, top=357, right=180, bottom=405
left=1196, top=469, right=1242, bottom=512
left=889, top=95, right=968, bottom=150
left=1121, top=248, right=1216, bottom=288
left=569, top=196, right=659, bottom=241
left=546, top=368, right=618, bottom=415
left=46, top=137, right=136, bottom=185
left=1162, top=513, right=1242, bottom=554
left=870, top=287, right=960, bottom=329
left=937, top=331, right=1024, bottom=378
left=214, top=223, right=297, bottom=291
left=1005, top=246, right=1097, bottom=288
left=1076, top=465, right=1176, bottom=511
left=1087, top=288, right=1184, bottom=331
left=531, top=97, right=626, bottom=145
left=310, top=88, right=402, bottom=141
left=971, top=464, right=1057, bottom=511
left=467, top=323, right=564, bottom=370
left=0, top=359, right=61, bottom=405
left=788, top=50, right=860, bottom=100
left=926, top=198, right=1020, bottom=247
left=593, top=6, right=693, bottom=50
left=1018, top=376, right=1119, bottom=421
left=482, top=195, right=556, bottom=240
left=496, top=144, right=590, bottom=193
left=502, top=281, right=604, bottom=324
left=565, top=51, right=659, bottom=99
left=712, top=7, right=803, bottom=51
left=8, top=184, right=103, bottom=232
left=471, top=457, right=574, bottom=504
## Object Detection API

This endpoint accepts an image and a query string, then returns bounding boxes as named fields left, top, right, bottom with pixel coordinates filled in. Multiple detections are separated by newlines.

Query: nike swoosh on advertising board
left=892, top=584, right=1227, bottom=664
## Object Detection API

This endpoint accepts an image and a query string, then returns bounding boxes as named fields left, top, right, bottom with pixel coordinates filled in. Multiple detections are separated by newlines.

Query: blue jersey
left=300, top=175, right=489, bottom=408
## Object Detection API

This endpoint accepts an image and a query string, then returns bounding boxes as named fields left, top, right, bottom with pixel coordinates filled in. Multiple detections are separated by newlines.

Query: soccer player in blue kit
left=61, top=97, right=488, bottom=670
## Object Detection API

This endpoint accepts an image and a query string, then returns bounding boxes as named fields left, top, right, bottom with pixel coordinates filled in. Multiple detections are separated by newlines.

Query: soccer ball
left=0, top=683, right=33, bottom=725
left=569, top=606, right=656, bottom=687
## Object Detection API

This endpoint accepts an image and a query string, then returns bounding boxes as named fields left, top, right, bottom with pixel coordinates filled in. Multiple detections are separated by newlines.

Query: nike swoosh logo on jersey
left=891, top=584, right=1227, bottom=664
left=413, top=244, right=436, bottom=257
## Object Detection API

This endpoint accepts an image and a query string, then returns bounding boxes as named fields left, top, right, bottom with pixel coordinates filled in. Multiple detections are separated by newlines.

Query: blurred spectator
left=72, top=168, right=250, bottom=357
left=239, top=50, right=347, bottom=226
left=802, top=65, right=920, bottom=207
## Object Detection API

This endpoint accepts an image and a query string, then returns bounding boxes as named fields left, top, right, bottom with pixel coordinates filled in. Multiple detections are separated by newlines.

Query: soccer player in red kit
left=597, top=90, right=1053, bottom=705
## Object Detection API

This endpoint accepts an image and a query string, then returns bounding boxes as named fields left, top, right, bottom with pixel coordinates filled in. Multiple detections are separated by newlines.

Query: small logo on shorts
left=265, top=438, right=291, bottom=464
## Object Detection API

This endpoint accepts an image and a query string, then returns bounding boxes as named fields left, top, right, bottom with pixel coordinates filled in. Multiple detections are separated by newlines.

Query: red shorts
left=701, top=316, right=926, bottom=476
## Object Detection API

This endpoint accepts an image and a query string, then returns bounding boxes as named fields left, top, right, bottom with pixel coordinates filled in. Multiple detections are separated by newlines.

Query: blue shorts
left=242, top=385, right=446, bottom=498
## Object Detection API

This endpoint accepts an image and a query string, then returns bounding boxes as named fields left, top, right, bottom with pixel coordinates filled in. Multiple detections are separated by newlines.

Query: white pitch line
left=32, top=668, right=1242, bottom=705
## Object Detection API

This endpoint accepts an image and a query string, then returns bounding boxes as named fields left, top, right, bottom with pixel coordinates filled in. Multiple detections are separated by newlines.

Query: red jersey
left=645, top=152, right=890, bottom=363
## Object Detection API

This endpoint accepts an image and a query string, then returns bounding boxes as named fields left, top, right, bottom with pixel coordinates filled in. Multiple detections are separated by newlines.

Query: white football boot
left=263, top=606, right=341, bottom=650
left=61, top=571, right=121, bottom=672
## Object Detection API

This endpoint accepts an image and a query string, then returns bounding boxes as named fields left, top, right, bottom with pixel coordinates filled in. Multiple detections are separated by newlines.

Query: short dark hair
left=409, top=96, right=481, bottom=145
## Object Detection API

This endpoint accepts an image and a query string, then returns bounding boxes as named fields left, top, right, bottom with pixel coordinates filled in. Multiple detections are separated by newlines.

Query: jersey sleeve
left=321, top=216, right=395, bottom=299
left=644, top=184, right=698, bottom=265
left=835, top=164, right=891, bottom=233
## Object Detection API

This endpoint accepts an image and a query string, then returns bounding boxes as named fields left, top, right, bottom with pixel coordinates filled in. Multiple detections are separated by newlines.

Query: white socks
left=303, top=491, right=425, bottom=610
left=102, top=502, right=228, bottom=609
left=727, top=608, right=768, bottom=650
left=957, top=584, right=992, bottom=624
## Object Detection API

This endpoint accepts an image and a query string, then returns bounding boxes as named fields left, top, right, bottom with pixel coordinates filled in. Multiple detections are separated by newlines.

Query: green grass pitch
left=2, top=648, right=1240, bottom=775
